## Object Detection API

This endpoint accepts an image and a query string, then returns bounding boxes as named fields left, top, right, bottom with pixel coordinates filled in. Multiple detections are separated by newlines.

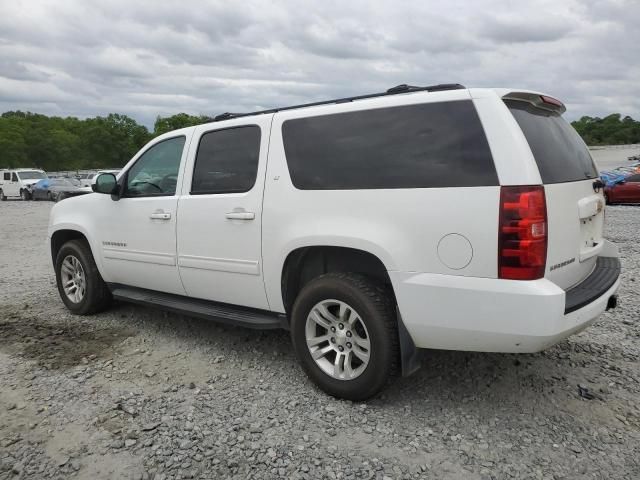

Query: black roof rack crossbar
left=212, top=83, right=465, bottom=122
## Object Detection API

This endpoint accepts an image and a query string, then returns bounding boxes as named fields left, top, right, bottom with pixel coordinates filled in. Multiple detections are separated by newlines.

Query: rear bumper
left=390, top=241, right=620, bottom=353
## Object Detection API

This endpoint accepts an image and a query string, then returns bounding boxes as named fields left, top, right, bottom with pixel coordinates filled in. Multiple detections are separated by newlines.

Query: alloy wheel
left=60, top=255, right=86, bottom=303
left=305, top=299, right=371, bottom=380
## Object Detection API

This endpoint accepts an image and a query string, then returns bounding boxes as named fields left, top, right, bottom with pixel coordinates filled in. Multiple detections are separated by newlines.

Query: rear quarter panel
left=262, top=91, right=502, bottom=313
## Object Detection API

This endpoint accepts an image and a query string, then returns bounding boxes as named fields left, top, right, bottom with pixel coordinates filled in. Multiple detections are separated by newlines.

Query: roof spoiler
left=502, top=91, right=566, bottom=114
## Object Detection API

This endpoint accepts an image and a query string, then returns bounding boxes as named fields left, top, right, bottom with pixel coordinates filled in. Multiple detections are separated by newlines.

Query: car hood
left=50, top=185, right=82, bottom=192
left=22, top=179, right=43, bottom=186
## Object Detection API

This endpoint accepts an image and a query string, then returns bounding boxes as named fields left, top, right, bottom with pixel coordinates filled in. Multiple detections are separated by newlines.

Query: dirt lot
left=0, top=201, right=639, bottom=480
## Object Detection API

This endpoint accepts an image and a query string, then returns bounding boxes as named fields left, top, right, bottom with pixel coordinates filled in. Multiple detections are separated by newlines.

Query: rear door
left=505, top=98, right=603, bottom=289
left=6, top=172, right=19, bottom=197
left=176, top=117, right=272, bottom=310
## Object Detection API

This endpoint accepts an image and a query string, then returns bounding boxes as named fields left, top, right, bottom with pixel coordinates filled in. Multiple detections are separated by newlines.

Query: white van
left=0, top=169, right=47, bottom=200
left=47, top=84, right=621, bottom=400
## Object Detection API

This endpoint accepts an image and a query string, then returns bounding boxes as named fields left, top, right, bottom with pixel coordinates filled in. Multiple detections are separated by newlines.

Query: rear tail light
left=498, top=185, right=547, bottom=280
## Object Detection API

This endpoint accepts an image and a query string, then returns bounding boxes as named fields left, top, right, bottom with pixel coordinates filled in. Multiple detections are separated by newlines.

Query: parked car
left=0, top=169, right=47, bottom=200
left=79, top=170, right=120, bottom=188
left=48, top=84, right=621, bottom=400
left=32, top=178, right=92, bottom=202
left=604, top=173, right=640, bottom=204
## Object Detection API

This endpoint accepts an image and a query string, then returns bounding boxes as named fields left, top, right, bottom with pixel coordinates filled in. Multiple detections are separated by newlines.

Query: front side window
left=125, top=136, right=186, bottom=197
left=282, top=100, right=497, bottom=190
left=191, top=126, right=261, bottom=195
left=11, top=173, right=18, bottom=182
left=626, top=174, right=640, bottom=183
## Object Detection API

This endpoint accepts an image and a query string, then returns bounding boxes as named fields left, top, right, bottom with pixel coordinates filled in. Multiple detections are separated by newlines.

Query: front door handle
left=225, top=211, right=255, bottom=220
left=150, top=211, right=171, bottom=220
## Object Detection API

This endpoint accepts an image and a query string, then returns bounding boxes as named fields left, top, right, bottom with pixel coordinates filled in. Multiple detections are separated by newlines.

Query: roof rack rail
left=210, top=83, right=465, bottom=122
left=213, top=112, right=242, bottom=121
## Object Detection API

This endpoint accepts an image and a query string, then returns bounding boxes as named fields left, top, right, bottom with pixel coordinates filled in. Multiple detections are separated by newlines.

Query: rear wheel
left=290, top=273, right=399, bottom=401
left=55, top=239, right=112, bottom=314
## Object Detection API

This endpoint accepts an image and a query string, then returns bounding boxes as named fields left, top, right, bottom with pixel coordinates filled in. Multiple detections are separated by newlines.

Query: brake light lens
left=540, top=95, right=564, bottom=109
left=498, top=185, right=547, bottom=280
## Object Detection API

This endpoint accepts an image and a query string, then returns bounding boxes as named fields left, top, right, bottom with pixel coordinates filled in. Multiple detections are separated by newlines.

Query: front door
left=176, top=117, right=273, bottom=310
left=96, top=134, right=190, bottom=295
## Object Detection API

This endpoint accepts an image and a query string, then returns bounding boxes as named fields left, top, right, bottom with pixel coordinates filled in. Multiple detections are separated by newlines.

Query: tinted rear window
left=191, top=126, right=261, bottom=195
left=505, top=100, right=598, bottom=184
left=282, top=100, right=497, bottom=190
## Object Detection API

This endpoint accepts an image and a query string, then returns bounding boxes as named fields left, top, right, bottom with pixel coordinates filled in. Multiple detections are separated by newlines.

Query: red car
left=605, top=173, right=640, bottom=204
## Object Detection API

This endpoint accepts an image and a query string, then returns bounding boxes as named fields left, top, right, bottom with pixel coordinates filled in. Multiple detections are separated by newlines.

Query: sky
left=0, top=0, right=638, bottom=127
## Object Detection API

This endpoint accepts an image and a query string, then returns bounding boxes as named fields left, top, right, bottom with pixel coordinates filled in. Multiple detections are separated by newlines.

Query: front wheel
left=55, top=239, right=112, bottom=314
left=20, top=189, right=31, bottom=201
left=0, top=189, right=6, bottom=201
left=290, top=273, right=399, bottom=401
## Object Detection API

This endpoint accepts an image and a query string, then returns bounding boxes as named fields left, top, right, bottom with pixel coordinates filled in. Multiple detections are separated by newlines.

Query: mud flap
left=397, top=307, right=421, bottom=377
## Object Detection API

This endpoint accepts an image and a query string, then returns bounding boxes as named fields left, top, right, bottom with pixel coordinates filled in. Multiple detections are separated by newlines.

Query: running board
left=109, top=285, right=287, bottom=330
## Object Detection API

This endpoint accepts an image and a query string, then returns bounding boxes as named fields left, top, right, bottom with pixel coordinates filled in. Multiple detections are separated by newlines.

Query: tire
left=290, top=272, right=399, bottom=401
left=57, top=192, right=66, bottom=201
left=0, top=189, right=5, bottom=201
left=48, top=191, right=56, bottom=202
left=55, top=239, right=112, bottom=315
left=20, top=189, right=31, bottom=201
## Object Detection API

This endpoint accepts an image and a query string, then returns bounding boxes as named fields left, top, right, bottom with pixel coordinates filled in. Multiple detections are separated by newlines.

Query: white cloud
left=0, top=0, right=638, bottom=126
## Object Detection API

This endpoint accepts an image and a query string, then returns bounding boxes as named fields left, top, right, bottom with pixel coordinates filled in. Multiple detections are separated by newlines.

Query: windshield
left=505, top=100, right=598, bottom=184
left=17, top=171, right=46, bottom=180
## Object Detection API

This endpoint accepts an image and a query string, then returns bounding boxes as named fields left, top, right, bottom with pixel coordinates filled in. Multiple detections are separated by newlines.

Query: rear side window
left=282, top=100, right=497, bottom=190
left=505, top=100, right=598, bottom=184
left=191, top=126, right=261, bottom=195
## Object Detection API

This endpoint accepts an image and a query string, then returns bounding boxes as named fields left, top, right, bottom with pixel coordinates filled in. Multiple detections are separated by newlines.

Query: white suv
left=48, top=84, right=621, bottom=400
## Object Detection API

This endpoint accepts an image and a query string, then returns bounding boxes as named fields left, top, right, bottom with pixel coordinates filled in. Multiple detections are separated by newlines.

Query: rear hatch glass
left=505, top=99, right=603, bottom=291
left=505, top=100, right=598, bottom=183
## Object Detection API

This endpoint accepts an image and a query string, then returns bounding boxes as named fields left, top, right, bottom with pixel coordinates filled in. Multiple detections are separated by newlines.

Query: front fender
left=48, top=198, right=107, bottom=279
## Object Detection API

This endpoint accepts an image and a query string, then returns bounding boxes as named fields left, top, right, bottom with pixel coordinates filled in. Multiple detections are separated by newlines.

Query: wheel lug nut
left=346, top=331, right=352, bottom=337
left=339, top=323, right=344, bottom=329
left=331, top=326, right=336, bottom=332
left=346, top=342, right=352, bottom=349
left=338, top=346, right=344, bottom=352
left=330, top=337, right=336, bottom=343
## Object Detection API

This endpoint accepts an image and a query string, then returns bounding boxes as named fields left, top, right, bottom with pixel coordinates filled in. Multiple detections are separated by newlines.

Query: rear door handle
left=150, top=211, right=171, bottom=220
left=225, top=211, right=255, bottom=220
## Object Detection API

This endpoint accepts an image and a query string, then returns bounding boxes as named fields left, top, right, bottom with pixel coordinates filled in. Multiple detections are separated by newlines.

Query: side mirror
left=92, top=173, right=118, bottom=195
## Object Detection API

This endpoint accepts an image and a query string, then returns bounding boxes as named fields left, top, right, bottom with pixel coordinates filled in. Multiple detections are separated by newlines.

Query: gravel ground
left=0, top=200, right=639, bottom=480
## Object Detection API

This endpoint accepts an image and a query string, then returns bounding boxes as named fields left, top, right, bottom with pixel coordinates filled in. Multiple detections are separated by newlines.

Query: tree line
left=0, top=111, right=211, bottom=171
left=571, top=114, right=640, bottom=146
left=1, top=110, right=639, bottom=171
